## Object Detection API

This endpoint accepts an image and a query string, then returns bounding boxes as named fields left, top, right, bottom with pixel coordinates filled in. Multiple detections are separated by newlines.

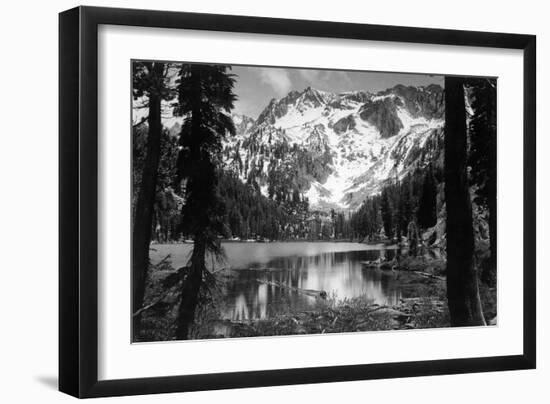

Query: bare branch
left=133, top=116, right=148, bottom=128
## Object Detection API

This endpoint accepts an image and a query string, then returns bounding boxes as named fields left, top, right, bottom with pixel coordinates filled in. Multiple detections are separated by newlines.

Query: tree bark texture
left=444, top=76, right=486, bottom=327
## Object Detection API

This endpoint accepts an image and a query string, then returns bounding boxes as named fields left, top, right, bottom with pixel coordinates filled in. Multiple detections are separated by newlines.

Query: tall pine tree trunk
left=132, top=63, right=164, bottom=339
left=444, top=77, right=486, bottom=326
left=176, top=68, right=206, bottom=340
left=175, top=236, right=206, bottom=339
left=482, top=160, right=497, bottom=286
left=484, top=86, right=498, bottom=287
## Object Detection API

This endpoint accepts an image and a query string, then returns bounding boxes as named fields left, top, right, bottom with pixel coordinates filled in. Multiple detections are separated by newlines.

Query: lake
left=150, top=242, right=404, bottom=322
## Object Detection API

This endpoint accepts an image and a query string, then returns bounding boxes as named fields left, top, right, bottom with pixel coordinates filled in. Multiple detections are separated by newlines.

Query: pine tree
left=417, top=164, right=438, bottom=230
left=381, top=188, right=394, bottom=239
left=131, top=61, right=172, bottom=338
left=398, top=178, right=413, bottom=237
left=173, top=64, right=237, bottom=339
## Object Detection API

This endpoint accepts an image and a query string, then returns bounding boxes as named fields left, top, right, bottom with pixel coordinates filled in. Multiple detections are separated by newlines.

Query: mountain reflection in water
left=220, top=246, right=401, bottom=321
left=150, top=242, right=410, bottom=322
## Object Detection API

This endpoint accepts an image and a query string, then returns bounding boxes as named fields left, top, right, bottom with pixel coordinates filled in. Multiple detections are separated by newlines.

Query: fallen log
left=257, top=278, right=327, bottom=299
left=360, top=259, right=381, bottom=267
left=151, top=254, right=171, bottom=269
left=132, top=295, right=166, bottom=317
left=361, top=259, right=397, bottom=271
left=411, top=270, right=445, bottom=281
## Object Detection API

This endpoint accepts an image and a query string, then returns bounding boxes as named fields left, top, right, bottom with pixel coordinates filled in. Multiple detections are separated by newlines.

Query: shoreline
left=151, top=239, right=395, bottom=246
left=138, top=248, right=495, bottom=342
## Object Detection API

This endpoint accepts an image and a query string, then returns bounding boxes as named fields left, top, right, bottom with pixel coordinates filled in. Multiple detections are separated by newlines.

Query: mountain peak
left=225, top=81, right=445, bottom=211
left=297, top=86, right=331, bottom=108
left=303, top=85, right=320, bottom=94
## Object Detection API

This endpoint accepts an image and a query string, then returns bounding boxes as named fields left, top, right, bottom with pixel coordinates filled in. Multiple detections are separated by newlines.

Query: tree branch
left=133, top=116, right=148, bottom=128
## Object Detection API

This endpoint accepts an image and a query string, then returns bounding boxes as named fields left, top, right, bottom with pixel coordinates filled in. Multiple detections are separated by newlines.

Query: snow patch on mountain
left=145, top=83, right=444, bottom=212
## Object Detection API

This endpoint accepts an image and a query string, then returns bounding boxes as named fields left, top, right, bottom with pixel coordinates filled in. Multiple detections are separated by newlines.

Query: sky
left=231, top=65, right=444, bottom=119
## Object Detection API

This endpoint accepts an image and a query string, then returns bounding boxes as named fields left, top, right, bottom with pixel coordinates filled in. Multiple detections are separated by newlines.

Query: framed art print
left=59, top=6, right=536, bottom=398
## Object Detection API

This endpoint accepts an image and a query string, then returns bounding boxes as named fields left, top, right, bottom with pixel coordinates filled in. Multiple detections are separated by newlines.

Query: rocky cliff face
left=161, top=84, right=445, bottom=211
left=359, top=97, right=404, bottom=138
left=383, top=84, right=444, bottom=119
left=219, top=84, right=444, bottom=211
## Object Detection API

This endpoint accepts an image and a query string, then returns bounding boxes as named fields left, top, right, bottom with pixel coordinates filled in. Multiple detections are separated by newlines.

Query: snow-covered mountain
left=221, top=84, right=444, bottom=211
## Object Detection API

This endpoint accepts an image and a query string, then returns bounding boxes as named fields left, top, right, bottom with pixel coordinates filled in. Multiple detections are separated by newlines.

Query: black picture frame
left=59, top=5, right=536, bottom=398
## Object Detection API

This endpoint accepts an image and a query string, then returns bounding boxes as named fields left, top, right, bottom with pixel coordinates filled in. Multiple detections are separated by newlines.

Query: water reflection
left=149, top=242, right=412, bottom=322
left=220, top=248, right=402, bottom=321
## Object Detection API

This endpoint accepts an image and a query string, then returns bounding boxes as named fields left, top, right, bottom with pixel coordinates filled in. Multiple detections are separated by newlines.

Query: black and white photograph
left=0, top=0, right=544, bottom=402
left=131, top=61, right=497, bottom=342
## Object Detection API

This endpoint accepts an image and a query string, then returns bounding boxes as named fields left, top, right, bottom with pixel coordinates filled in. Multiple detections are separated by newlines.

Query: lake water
left=150, top=242, right=403, bottom=321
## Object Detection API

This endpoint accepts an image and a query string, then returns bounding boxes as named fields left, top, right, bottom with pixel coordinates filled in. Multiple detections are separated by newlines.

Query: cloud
left=297, top=69, right=321, bottom=82
left=258, top=68, right=292, bottom=96
left=333, top=71, right=353, bottom=87
left=298, top=69, right=353, bottom=89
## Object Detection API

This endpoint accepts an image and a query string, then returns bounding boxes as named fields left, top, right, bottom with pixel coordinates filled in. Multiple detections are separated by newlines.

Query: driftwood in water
left=361, top=259, right=396, bottom=271
left=256, top=278, right=327, bottom=299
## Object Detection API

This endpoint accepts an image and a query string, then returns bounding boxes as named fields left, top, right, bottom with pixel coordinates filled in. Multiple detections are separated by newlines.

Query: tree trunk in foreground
left=132, top=63, right=164, bottom=339
left=175, top=236, right=206, bottom=339
left=486, top=186, right=497, bottom=284
left=444, top=77, right=486, bottom=327
left=485, top=82, right=498, bottom=287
